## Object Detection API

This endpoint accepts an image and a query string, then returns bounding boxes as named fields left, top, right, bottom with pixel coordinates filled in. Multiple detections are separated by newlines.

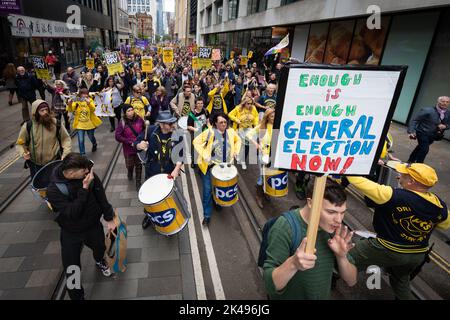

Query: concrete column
left=223, top=0, right=229, bottom=23
left=238, top=0, right=248, bottom=18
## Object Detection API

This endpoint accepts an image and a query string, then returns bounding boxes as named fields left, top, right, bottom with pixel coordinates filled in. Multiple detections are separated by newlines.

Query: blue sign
left=267, top=172, right=288, bottom=190
left=147, top=208, right=176, bottom=227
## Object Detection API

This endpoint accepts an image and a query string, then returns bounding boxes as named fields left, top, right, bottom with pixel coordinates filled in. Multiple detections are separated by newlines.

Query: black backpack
left=257, top=209, right=302, bottom=268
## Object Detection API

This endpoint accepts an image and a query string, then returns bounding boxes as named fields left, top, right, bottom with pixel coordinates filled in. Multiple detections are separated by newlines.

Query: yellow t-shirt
left=125, top=96, right=149, bottom=119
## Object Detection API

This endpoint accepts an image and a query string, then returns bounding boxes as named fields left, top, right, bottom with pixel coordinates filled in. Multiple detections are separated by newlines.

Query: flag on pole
left=264, top=34, right=290, bottom=57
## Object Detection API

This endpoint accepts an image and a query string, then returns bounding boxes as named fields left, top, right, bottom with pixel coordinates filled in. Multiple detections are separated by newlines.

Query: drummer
left=134, top=110, right=184, bottom=229
left=246, top=108, right=274, bottom=209
left=16, top=99, right=72, bottom=178
left=193, top=112, right=241, bottom=226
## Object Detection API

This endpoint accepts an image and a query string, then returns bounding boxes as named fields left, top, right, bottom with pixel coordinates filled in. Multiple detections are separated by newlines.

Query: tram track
left=51, top=141, right=122, bottom=300
left=0, top=130, right=78, bottom=214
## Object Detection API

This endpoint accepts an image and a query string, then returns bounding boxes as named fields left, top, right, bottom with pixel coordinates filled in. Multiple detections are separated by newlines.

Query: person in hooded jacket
left=46, top=152, right=116, bottom=300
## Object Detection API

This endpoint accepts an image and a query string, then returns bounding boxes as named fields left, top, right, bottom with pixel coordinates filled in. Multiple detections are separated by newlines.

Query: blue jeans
left=77, top=129, right=97, bottom=155
left=201, top=168, right=213, bottom=219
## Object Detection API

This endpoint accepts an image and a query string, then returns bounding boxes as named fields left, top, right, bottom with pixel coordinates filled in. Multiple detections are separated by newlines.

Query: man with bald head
left=62, top=67, right=80, bottom=93
left=407, top=96, right=450, bottom=163
left=15, top=66, right=39, bottom=123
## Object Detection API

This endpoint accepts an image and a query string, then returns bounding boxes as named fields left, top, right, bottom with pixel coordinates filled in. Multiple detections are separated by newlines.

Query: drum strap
left=122, top=119, right=139, bottom=138
left=55, top=183, right=69, bottom=197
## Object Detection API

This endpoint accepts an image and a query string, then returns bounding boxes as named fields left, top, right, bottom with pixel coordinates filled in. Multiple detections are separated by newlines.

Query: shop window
left=29, top=38, right=44, bottom=55
left=305, top=22, right=329, bottom=63
left=323, top=20, right=355, bottom=64
left=347, top=16, right=391, bottom=65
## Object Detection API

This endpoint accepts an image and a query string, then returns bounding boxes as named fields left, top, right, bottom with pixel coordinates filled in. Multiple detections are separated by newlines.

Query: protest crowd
left=5, top=41, right=449, bottom=301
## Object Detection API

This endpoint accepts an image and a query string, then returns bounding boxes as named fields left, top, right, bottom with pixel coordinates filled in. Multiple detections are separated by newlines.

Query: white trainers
left=241, top=162, right=247, bottom=170
left=96, top=259, right=112, bottom=277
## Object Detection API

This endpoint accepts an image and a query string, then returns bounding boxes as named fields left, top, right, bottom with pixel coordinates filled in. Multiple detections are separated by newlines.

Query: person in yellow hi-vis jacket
left=67, top=88, right=102, bottom=155
left=206, top=77, right=230, bottom=119
left=346, top=163, right=449, bottom=300
left=228, top=97, right=259, bottom=170
left=124, top=84, right=151, bottom=120
left=193, top=112, right=241, bottom=226
left=246, top=108, right=274, bottom=208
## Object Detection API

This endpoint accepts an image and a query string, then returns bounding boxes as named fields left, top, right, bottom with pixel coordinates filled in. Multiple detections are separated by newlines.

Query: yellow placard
left=141, top=56, right=153, bottom=73
left=104, top=52, right=124, bottom=75
left=35, top=69, right=51, bottom=80
left=162, top=48, right=174, bottom=64
left=192, top=57, right=212, bottom=70
left=248, top=51, right=253, bottom=59
left=86, top=58, right=94, bottom=70
left=157, top=47, right=162, bottom=55
left=230, top=51, right=235, bottom=59
left=192, top=57, right=199, bottom=70
left=240, top=56, right=248, bottom=66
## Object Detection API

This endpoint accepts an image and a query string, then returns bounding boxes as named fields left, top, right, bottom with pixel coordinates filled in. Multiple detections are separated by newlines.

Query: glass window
left=29, top=38, right=44, bottom=55
left=216, top=1, right=223, bottom=24
left=248, top=0, right=267, bottom=15
left=280, top=0, right=299, bottom=5
left=228, top=0, right=239, bottom=20
left=207, top=7, right=212, bottom=27
left=305, top=22, right=329, bottom=63
left=323, top=20, right=355, bottom=64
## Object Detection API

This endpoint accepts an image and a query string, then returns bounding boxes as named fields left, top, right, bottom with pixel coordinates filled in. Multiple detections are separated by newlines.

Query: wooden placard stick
left=305, top=175, right=327, bottom=254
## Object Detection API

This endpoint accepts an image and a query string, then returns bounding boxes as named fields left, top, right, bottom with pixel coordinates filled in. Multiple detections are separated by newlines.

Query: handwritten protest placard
left=31, top=56, right=51, bottom=80
left=141, top=56, right=153, bottom=73
left=104, top=52, right=124, bottom=75
left=163, top=48, right=174, bottom=64
left=272, top=65, right=407, bottom=175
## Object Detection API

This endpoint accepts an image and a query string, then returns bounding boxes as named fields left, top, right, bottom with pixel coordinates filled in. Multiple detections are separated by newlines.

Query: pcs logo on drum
left=147, top=209, right=176, bottom=227
left=215, top=184, right=238, bottom=202
left=267, top=172, right=288, bottom=190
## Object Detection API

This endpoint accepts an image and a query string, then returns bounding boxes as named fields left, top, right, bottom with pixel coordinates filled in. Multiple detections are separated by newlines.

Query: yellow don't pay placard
left=163, top=48, right=174, bottom=64
left=86, top=58, right=95, bottom=70
left=142, top=56, right=153, bottom=72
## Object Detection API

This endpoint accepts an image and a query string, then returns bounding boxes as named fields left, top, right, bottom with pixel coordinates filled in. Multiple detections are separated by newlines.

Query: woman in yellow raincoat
left=67, top=88, right=102, bottom=155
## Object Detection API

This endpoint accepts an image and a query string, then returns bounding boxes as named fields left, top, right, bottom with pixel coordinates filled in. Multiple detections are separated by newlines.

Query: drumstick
left=144, top=120, right=150, bottom=141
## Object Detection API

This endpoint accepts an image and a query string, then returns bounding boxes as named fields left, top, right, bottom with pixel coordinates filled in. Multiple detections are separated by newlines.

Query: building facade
left=135, top=12, right=153, bottom=40
left=175, top=0, right=194, bottom=45
left=113, top=0, right=131, bottom=47
left=198, top=0, right=450, bottom=135
left=128, top=14, right=139, bottom=44
left=126, top=0, right=157, bottom=40
left=0, top=0, right=114, bottom=71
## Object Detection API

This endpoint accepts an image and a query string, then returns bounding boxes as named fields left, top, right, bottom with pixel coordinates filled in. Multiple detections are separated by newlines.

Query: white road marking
left=180, top=170, right=207, bottom=300
left=187, top=165, right=226, bottom=300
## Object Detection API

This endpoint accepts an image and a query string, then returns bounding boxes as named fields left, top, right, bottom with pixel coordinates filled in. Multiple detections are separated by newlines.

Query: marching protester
left=3, top=63, right=17, bottom=106
left=46, top=152, right=116, bottom=300
left=193, top=113, right=241, bottom=226
left=124, top=84, right=151, bottom=119
left=150, top=86, right=171, bottom=124
left=43, top=79, right=71, bottom=133
left=15, top=66, right=39, bottom=124
left=346, top=163, right=449, bottom=299
left=170, top=84, right=196, bottom=118
left=103, top=75, right=125, bottom=132
left=255, top=83, right=277, bottom=120
left=247, top=108, right=275, bottom=208
left=134, top=110, right=184, bottom=229
left=44, top=50, right=58, bottom=79
left=67, top=88, right=102, bottom=155
left=78, top=71, right=96, bottom=92
left=15, top=100, right=71, bottom=178
left=187, top=97, right=208, bottom=167
left=228, top=97, right=259, bottom=170
left=262, top=178, right=357, bottom=299
left=115, top=104, right=145, bottom=190
left=407, top=96, right=450, bottom=163
left=206, top=78, right=230, bottom=119
left=62, top=67, right=80, bottom=93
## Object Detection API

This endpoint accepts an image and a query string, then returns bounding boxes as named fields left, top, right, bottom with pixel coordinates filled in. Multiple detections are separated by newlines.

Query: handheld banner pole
left=305, top=175, right=327, bottom=254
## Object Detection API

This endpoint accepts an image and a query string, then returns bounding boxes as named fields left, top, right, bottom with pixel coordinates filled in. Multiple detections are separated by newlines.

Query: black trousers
left=60, top=223, right=106, bottom=300
left=55, top=111, right=70, bottom=132
left=408, top=133, right=435, bottom=163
